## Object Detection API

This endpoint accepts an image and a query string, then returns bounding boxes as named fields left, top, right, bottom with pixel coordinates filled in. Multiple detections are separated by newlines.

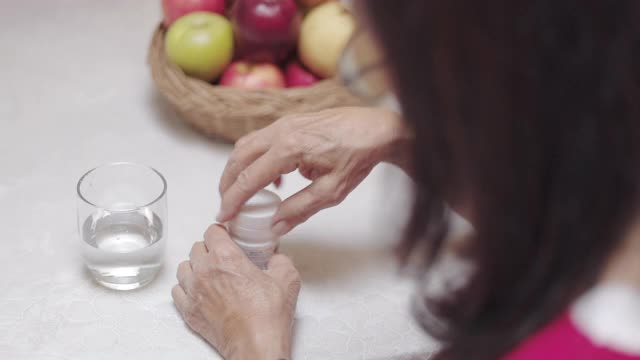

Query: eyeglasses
left=338, top=27, right=391, bottom=105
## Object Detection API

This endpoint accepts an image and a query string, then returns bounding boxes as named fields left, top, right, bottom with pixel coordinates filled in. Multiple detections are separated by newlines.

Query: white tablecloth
left=0, top=1, right=435, bottom=358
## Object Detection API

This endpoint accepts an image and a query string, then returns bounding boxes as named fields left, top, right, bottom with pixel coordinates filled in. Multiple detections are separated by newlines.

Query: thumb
left=271, top=175, right=344, bottom=236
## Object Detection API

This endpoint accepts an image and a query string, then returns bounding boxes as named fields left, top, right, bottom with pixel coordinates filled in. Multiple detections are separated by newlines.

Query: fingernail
left=272, top=221, right=291, bottom=236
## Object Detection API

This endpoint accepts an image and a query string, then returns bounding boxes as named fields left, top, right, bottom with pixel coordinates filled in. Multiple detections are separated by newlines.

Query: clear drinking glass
left=77, top=162, right=167, bottom=290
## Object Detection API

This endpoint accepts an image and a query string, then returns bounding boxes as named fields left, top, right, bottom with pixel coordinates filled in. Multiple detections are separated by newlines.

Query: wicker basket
left=147, top=24, right=362, bottom=142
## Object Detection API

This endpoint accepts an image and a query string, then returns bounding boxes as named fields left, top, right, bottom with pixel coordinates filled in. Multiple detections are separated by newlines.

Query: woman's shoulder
left=504, top=284, right=640, bottom=360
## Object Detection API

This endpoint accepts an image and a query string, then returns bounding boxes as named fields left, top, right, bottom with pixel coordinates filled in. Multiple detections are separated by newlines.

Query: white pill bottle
left=228, top=189, right=281, bottom=269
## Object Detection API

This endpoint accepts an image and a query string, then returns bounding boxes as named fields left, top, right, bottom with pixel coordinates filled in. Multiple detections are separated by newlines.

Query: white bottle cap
left=229, top=189, right=281, bottom=231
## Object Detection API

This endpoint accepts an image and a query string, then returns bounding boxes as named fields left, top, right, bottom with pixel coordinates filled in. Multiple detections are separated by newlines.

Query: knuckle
left=190, top=261, right=203, bottom=275
left=226, top=148, right=246, bottom=170
left=203, top=260, right=217, bottom=274
left=177, top=261, right=190, bottom=277
left=287, top=209, right=307, bottom=225
left=235, top=134, right=252, bottom=148
left=327, top=191, right=343, bottom=206
left=279, top=136, right=301, bottom=156
left=192, top=259, right=213, bottom=276
left=224, top=157, right=240, bottom=177
left=308, top=182, right=336, bottom=206
left=235, top=170, right=252, bottom=191
left=190, top=241, right=202, bottom=253
left=326, top=180, right=347, bottom=206
left=189, top=242, right=205, bottom=261
left=171, top=285, right=182, bottom=299
left=183, top=307, right=199, bottom=329
left=177, top=260, right=187, bottom=271
left=192, top=271, right=208, bottom=287
left=216, top=248, right=242, bottom=263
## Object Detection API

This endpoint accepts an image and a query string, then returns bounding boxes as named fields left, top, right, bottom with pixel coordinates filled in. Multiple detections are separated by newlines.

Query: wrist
left=380, top=110, right=414, bottom=174
left=224, top=325, right=292, bottom=360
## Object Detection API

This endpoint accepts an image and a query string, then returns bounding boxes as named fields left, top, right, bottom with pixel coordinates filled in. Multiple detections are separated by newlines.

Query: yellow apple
left=298, top=1, right=355, bottom=78
left=165, top=12, right=233, bottom=81
left=297, top=0, right=331, bottom=9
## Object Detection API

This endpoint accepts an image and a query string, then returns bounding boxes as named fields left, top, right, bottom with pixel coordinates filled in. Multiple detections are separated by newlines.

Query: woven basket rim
left=147, top=22, right=362, bottom=142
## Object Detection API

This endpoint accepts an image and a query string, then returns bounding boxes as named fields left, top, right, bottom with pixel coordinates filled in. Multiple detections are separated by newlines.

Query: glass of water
left=77, top=162, right=167, bottom=290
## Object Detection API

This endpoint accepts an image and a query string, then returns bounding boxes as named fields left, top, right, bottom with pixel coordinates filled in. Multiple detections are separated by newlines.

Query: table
left=0, top=1, right=435, bottom=358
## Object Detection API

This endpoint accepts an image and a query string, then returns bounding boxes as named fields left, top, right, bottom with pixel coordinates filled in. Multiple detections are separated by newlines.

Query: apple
left=165, top=12, right=234, bottom=81
left=232, top=0, right=301, bottom=62
left=298, top=1, right=354, bottom=78
left=220, top=61, right=286, bottom=89
left=162, top=0, right=226, bottom=27
left=284, top=60, right=320, bottom=87
left=297, top=0, right=330, bottom=9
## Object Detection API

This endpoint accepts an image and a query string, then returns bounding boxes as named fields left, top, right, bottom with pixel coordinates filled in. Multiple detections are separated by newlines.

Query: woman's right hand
left=217, top=106, right=412, bottom=236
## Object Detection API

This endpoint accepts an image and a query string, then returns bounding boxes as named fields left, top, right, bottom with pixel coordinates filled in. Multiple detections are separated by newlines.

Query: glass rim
left=76, top=162, right=167, bottom=212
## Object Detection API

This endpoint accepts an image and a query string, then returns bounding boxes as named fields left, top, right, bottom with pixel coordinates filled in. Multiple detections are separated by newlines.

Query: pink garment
left=503, top=312, right=640, bottom=360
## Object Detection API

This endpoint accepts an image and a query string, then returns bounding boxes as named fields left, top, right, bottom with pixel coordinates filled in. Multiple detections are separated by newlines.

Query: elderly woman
left=171, top=1, right=640, bottom=359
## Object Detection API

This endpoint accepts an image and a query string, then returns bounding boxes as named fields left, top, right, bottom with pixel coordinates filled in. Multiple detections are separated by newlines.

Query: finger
left=273, top=175, right=283, bottom=188
left=203, top=224, right=233, bottom=250
left=219, top=132, right=270, bottom=195
left=171, top=284, right=190, bottom=315
left=176, top=261, right=194, bottom=292
left=266, top=254, right=301, bottom=301
left=189, top=241, right=208, bottom=262
left=298, top=165, right=323, bottom=181
left=266, top=254, right=297, bottom=283
left=271, top=175, right=343, bottom=236
left=203, top=224, right=246, bottom=263
left=218, top=148, right=298, bottom=222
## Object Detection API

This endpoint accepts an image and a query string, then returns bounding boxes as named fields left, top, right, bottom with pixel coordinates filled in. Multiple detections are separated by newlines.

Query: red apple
left=163, top=0, right=226, bottom=27
left=220, top=61, right=286, bottom=89
left=231, top=0, right=301, bottom=62
left=284, top=60, right=320, bottom=87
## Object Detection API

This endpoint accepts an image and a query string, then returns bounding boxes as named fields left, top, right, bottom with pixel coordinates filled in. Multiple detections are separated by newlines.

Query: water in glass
left=82, top=208, right=164, bottom=290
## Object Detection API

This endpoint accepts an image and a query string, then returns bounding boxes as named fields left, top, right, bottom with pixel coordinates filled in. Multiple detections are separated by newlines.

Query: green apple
left=165, top=12, right=234, bottom=81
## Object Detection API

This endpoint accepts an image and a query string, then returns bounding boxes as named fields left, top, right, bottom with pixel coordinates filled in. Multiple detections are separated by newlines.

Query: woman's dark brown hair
left=364, top=0, right=640, bottom=358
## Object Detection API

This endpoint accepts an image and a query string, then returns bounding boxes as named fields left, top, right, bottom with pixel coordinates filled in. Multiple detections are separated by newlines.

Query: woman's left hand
left=172, top=224, right=301, bottom=360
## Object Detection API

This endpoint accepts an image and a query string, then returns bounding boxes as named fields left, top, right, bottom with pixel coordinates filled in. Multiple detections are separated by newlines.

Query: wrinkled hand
left=217, top=106, right=411, bottom=235
left=172, top=225, right=301, bottom=360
